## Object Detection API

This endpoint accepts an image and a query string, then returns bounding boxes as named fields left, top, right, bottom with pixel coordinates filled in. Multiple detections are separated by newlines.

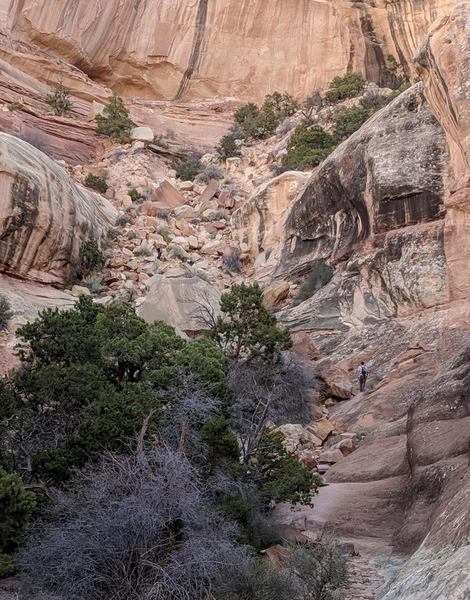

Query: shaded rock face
left=277, top=84, right=447, bottom=278
left=281, top=221, right=448, bottom=340
left=0, top=133, right=116, bottom=284
left=5, top=0, right=454, bottom=102
left=261, top=85, right=451, bottom=339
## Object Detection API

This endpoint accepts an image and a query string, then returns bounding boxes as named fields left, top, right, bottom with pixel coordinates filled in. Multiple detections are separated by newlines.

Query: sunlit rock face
left=4, top=0, right=455, bottom=102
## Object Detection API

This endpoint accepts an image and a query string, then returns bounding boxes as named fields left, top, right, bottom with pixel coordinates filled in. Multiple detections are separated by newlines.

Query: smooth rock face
left=0, top=273, right=75, bottom=375
left=6, top=0, right=455, bottom=101
left=138, top=274, right=221, bottom=335
left=0, top=134, right=117, bottom=284
left=268, top=85, right=450, bottom=337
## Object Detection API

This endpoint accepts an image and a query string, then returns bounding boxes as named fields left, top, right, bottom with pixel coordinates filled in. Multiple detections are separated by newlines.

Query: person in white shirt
left=356, top=361, right=368, bottom=392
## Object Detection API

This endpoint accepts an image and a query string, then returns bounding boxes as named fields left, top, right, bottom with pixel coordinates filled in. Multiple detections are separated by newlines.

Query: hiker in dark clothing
left=357, top=361, right=368, bottom=392
left=156, top=247, right=163, bottom=260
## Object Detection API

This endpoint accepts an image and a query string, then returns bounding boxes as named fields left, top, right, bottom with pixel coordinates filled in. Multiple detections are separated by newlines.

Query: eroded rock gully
left=0, top=2, right=469, bottom=599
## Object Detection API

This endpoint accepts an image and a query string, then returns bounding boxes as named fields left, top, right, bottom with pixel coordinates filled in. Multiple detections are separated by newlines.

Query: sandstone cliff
left=262, top=6, right=470, bottom=598
left=416, top=2, right=470, bottom=305
left=0, top=133, right=116, bottom=284
left=4, top=0, right=455, bottom=102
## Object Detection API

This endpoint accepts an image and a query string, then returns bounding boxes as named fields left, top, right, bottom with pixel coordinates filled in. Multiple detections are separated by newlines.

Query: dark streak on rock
left=174, top=0, right=209, bottom=101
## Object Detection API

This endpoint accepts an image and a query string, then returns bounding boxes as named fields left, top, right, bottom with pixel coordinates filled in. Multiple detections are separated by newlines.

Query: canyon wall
left=416, top=2, right=470, bottom=304
left=3, top=0, right=455, bottom=102
left=233, top=84, right=450, bottom=338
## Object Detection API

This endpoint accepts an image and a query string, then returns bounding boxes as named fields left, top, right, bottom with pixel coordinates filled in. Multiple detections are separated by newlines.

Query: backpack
left=360, top=365, right=367, bottom=376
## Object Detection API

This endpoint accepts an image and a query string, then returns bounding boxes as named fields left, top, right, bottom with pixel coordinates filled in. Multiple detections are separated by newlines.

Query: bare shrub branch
left=18, top=449, right=244, bottom=600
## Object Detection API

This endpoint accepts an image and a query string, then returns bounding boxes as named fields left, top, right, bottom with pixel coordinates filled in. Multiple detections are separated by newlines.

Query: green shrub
left=0, top=296, right=13, bottom=331
left=84, top=173, right=108, bottom=194
left=196, top=165, right=224, bottom=183
left=263, top=91, right=299, bottom=121
left=172, top=153, right=203, bottom=181
left=234, top=93, right=296, bottom=140
left=79, top=240, right=105, bottom=277
left=0, top=466, right=36, bottom=569
left=45, top=81, right=72, bottom=116
left=254, top=429, right=314, bottom=506
left=325, top=72, right=365, bottom=103
left=294, top=261, right=334, bottom=305
left=218, top=126, right=243, bottom=160
left=31, top=448, right=72, bottom=484
left=201, top=415, right=240, bottom=464
left=311, top=473, right=326, bottom=487
left=384, top=54, right=409, bottom=90
left=301, top=91, right=323, bottom=124
left=282, top=124, right=335, bottom=170
left=128, top=187, right=144, bottom=202
left=96, top=93, right=134, bottom=143
left=234, top=103, right=263, bottom=138
left=0, top=553, right=13, bottom=578
left=213, top=283, right=292, bottom=362
left=332, top=105, right=371, bottom=143
left=2, top=298, right=232, bottom=478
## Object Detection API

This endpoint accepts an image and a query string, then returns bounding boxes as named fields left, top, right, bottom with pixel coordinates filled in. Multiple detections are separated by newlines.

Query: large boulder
left=138, top=274, right=221, bottom=335
left=130, top=126, right=154, bottom=143
left=148, top=180, right=187, bottom=210
left=0, top=134, right=117, bottom=285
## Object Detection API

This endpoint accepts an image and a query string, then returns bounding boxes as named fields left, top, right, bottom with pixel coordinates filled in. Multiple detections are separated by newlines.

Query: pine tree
left=45, top=81, right=72, bottom=116
left=96, top=93, right=134, bottom=143
left=0, top=467, right=36, bottom=575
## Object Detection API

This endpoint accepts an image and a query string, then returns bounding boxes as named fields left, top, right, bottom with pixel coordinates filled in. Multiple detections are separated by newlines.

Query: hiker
left=156, top=247, right=163, bottom=260
left=357, top=361, right=368, bottom=392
